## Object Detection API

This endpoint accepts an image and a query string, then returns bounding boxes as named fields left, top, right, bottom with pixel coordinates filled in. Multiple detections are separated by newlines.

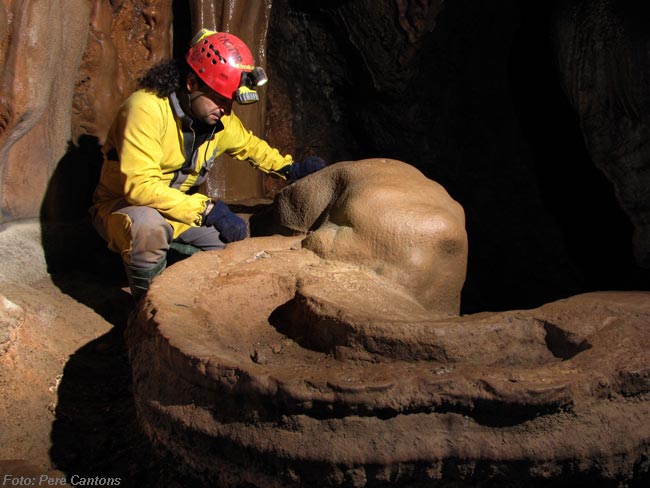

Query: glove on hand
left=203, top=200, right=247, bottom=243
left=288, top=156, right=326, bottom=181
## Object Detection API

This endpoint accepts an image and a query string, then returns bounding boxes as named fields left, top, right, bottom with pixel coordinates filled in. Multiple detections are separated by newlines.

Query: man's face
left=186, top=74, right=233, bottom=125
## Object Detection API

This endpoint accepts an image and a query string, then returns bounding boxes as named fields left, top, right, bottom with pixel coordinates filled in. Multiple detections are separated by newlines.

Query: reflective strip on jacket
left=92, top=89, right=293, bottom=240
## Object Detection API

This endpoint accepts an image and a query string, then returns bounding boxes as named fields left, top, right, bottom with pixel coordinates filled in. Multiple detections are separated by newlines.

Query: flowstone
left=126, top=160, right=650, bottom=487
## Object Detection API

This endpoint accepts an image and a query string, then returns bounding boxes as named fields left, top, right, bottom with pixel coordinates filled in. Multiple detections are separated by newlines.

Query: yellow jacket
left=93, top=89, right=292, bottom=240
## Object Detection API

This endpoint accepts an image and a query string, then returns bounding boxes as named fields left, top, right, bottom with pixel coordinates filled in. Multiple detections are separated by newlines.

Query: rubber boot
left=124, top=257, right=167, bottom=303
left=168, top=241, right=201, bottom=265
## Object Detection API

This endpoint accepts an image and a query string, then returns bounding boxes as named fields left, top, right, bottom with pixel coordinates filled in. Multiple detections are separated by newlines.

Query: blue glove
left=203, top=200, right=247, bottom=243
left=288, top=156, right=326, bottom=181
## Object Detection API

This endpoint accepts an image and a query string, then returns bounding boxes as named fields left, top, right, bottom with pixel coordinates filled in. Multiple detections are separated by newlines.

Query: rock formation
left=268, top=159, right=467, bottom=314
left=127, top=159, right=649, bottom=486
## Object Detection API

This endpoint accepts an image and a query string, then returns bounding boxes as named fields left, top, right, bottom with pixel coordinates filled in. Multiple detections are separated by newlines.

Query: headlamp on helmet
left=234, top=67, right=268, bottom=104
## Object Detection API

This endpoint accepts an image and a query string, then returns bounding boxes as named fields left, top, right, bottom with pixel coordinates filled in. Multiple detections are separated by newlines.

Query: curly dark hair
left=137, top=59, right=188, bottom=97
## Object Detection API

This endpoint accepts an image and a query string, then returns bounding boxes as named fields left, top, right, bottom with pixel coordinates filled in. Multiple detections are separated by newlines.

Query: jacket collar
left=169, top=90, right=224, bottom=135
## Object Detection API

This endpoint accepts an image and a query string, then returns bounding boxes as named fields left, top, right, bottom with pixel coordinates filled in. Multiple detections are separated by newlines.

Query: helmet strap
left=189, top=90, right=205, bottom=102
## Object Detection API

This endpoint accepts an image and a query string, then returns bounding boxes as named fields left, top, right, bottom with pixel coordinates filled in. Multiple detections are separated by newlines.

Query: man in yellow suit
left=90, top=30, right=325, bottom=300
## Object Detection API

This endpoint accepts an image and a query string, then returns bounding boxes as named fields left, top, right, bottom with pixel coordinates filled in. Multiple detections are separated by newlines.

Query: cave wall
left=0, top=0, right=174, bottom=225
left=0, top=0, right=647, bottom=311
left=0, top=0, right=92, bottom=222
left=554, top=0, right=650, bottom=269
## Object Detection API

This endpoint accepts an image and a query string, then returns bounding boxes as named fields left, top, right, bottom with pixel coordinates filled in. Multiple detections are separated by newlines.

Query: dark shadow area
left=39, top=135, right=123, bottom=286
left=543, top=320, right=592, bottom=360
left=389, top=0, right=588, bottom=314
left=243, top=200, right=306, bottom=238
left=172, top=0, right=192, bottom=62
left=49, top=327, right=148, bottom=483
left=49, top=323, right=203, bottom=487
left=509, top=2, right=650, bottom=296
left=39, top=135, right=133, bottom=325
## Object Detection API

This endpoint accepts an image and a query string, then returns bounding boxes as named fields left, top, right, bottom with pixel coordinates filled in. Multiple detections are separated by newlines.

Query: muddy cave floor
left=0, top=266, right=200, bottom=486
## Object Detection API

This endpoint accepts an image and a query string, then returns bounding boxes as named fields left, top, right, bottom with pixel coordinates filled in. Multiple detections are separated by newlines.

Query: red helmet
left=185, top=30, right=262, bottom=103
